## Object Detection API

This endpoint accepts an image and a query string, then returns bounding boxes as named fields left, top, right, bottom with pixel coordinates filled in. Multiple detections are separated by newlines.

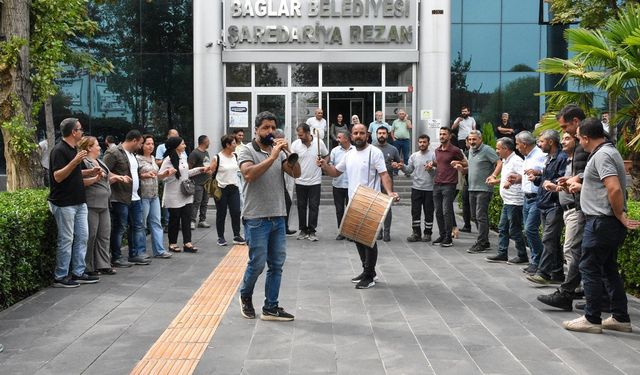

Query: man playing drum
left=318, top=124, right=398, bottom=289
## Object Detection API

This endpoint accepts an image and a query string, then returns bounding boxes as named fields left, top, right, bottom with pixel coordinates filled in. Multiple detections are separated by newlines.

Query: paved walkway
left=1, top=206, right=640, bottom=374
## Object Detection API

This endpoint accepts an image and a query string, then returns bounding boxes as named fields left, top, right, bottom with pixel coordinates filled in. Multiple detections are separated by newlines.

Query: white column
left=193, top=0, right=224, bottom=148
left=418, top=0, right=451, bottom=145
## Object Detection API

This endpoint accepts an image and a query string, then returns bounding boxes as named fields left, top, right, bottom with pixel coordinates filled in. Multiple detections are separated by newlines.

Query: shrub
left=617, top=201, right=640, bottom=294
left=0, top=189, right=56, bottom=309
left=481, top=123, right=497, bottom=149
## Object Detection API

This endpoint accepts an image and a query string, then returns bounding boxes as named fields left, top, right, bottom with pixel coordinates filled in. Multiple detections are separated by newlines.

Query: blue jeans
left=523, top=196, right=543, bottom=266
left=240, top=217, right=287, bottom=309
left=141, top=197, right=166, bottom=256
left=394, top=138, right=410, bottom=165
left=110, top=200, right=146, bottom=260
left=49, top=202, right=88, bottom=279
left=580, top=216, right=628, bottom=324
left=497, top=204, right=527, bottom=259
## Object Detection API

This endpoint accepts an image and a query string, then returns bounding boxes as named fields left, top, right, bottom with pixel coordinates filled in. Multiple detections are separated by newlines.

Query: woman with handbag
left=138, top=134, right=174, bottom=258
left=213, top=134, right=245, bottom=246
left=159, top=137, right=210, bottom=253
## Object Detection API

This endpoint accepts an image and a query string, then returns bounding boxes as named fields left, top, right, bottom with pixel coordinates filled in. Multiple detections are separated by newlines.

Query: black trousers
left=355, top=241, right=378, bottom=277
left=214, top=185, right=241, bottom=239
left=284, top=188, right=292, bottom=230
left=296, top=184, right=321, bottom=234
left=332, top=187, right=349, bottom=227
left=411, top=188, right=434, bottom=235
left=168, top=204, right=192, bottom=244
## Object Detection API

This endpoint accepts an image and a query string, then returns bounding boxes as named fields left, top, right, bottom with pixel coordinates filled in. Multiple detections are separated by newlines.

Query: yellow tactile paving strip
left=130, top=245, right=248, bottom=375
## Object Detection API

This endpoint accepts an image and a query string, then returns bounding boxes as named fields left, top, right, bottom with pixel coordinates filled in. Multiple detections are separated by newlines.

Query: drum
left=339, top=185, right=393, bottom=248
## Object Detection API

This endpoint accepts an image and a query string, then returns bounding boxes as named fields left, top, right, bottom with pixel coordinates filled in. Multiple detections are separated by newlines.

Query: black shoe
left=537, top=289, right=573, bottom=311
left=233, top=236, right=246, bottom=245
left=466, top=243, right=488, bottom=253
left=336, top=234, right=346, bottom=240
left=422, top=234, right=432, bottom=242
left=383, top=233, right=391, bottom=242
left=377, top=232, right=383, bottom=240
left=286, top=229, right=297, bottom=237
left=507, top=256, right=529, bottom=264
left=128, top=256, right=150, bottom=265
left=459, top=226, right=472, bottom=233
left=239, top=295, right=255, bottom=319
left=351, top=272, right=378, bottom=283
left=355, top=277, right=376, bottom=289
left=261, top=306, right=295, bottom=321
left=485, top=254, right=508, bottom=263
left=521, top=264, right=537, bottom=275
left=575, top=302, right=612, bottom=313
left=407, top=233, right=422, bottom=242
left=440, top=238, right=453, bottom=247
left=432, top=236, right=444, bottom=245
left=53, top=276, right=80, bottom=288
left=72, top=273, right=100, bottom=284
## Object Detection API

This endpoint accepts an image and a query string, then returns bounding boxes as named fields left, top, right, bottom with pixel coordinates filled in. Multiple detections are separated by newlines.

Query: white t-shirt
left=291, top=136, right=328, bottom=186
left=522, top=146, right=547, bottom=194
left=335, top=145, right=387, bottom=199
left=124, top=149, right=141, bottom=201
left=306, top=117, right=327, bottom=140
left=215, top=152, right=239, bottom=188
left=457, top=116, right=476, bottom=140
left=500, top=152, right=524, bottom=206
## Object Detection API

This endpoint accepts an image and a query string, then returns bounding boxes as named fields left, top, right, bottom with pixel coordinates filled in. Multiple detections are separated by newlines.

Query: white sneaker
left=307, top=233, right=318, bottom=242
left=562, top=316, right=602, bottom=334
left=190, top=221, right=196, bottom=230
left=602, top=316, right=632, bottom=332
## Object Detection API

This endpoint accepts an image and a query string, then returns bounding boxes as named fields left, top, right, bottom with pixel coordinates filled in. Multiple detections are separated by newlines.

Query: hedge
left=486, top=187, right=640, bottom=294
left=0, top=189, right=56, bottom=309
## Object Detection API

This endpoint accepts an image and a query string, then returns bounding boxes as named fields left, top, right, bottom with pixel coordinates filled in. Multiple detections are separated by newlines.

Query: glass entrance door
left=256, top=94, right=287, bottom=137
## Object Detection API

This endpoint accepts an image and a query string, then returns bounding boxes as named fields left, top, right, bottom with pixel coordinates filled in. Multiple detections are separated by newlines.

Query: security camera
left=205, top=42, right=213, bottom=48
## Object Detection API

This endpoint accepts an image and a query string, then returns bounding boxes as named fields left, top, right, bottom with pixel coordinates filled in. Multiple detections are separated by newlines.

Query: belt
left=561, top=203, right=576, bottom=211
left=524, top=193, right=537, bottom=199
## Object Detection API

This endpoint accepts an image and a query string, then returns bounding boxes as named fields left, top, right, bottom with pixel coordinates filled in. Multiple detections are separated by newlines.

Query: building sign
left=229, top=101, right=249, bottom=127
left=225, top=0, right=417, bottom=50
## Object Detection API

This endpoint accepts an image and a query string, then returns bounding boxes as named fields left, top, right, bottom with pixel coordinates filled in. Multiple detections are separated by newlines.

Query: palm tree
left=537, top=3, right=640, bottom=198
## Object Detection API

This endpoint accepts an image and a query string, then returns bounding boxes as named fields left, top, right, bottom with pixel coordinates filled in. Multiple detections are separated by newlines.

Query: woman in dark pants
left=213, top=134, right=245, bottom=246
left=159, top=137, right=210, bottom=252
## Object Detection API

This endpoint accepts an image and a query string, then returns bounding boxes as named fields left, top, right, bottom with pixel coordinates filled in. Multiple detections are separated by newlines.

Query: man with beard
left=330, top=130, right=354, bottom=240
left=374, top=126, right=402, bottom=242
left=464, top=130, right=499, bottom=254
left=318, top=124, right=398, bottom=289
left=431, top=127, right=465, bottom=247
left=526, top=130, right=568, bottom=285
left=452, top=106, right=476, bottom=150
left=238, top=111, right=301, bottom=321
left=402, top=134, right=436, bottom=242
left=368, top=111, right=391, bottom=145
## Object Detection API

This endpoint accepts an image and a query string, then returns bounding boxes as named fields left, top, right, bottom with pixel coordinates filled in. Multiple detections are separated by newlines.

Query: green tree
left=546, top=0, right=630, bottom=29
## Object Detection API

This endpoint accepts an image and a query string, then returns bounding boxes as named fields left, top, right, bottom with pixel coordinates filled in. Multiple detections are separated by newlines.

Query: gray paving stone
left=465, top=345, right=528, bottom=374
left=242, top=359, right=290, bottom=375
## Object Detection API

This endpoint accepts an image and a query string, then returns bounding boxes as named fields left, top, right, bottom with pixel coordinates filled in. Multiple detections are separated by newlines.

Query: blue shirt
left=330, top=144, right=354, bottom=188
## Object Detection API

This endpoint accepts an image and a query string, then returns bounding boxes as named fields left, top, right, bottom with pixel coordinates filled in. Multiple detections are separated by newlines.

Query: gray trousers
left=191, top=184, right=209, bottom=223
left=86, top=207, right=111, bottom=272
left=381, top=185, right=392, bottom=235
left=537, top=206, right=565, bottom=279
left=560, top=208, right=586, bottom=293
left=469, top=190, right=493, bottom=245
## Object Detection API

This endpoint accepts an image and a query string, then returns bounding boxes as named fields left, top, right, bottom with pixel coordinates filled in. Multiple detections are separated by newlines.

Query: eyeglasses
left=74, top=127, right=84, bottom=132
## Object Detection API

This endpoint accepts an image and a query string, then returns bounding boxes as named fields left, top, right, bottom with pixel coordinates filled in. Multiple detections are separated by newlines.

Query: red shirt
left=435, top=143, right=464, bottom=185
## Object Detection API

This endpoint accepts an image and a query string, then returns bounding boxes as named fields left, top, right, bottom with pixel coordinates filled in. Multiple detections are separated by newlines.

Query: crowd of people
left=47, top=104, right=639, bottom=332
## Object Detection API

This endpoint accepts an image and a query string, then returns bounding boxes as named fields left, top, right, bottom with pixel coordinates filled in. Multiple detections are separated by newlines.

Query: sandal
left=183, top=245, right=198, bottom=253
left=169, top=245, right=182, bottom=252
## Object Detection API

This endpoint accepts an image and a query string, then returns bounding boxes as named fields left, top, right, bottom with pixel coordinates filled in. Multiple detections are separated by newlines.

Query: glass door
left=255, top=94, right=287, bottom=138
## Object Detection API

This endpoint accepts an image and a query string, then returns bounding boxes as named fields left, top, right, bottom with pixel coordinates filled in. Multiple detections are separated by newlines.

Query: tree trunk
left=45, top=96, right=55, bottom=153
left=608, top=94, right=617, bottom=142
left=0, top=0, right=37, bottom=191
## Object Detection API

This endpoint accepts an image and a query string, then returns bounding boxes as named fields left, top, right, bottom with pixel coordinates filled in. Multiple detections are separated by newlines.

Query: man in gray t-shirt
left=374, top=127, right=402, bottom=242
left=562, top=118, right=639, bottom=334
left=188, top=135, right=212, bottom=228
left=237, top=111, right=301, bottom=322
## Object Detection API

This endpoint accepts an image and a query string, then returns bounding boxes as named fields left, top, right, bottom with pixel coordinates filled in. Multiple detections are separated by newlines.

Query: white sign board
left=229, top=101, right=249, bottom=128
left=420, top=109, right=433, bottom=121
left=427, top=119, right=441, bottom=129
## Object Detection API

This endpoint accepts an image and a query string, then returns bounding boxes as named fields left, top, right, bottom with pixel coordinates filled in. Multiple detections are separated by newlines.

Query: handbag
left=205, top=154, right=222, bottom=200
left=180, top=178, right=195, bottom=195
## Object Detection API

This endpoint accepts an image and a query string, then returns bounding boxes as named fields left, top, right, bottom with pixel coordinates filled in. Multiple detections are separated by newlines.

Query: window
left=226, top=64, right=251, bottom=87
left=255, top=63, right=288, bottom=87
left=323, top=64, right=381, bottom=87
left=292, top=64, right=318, bottom=87
left=386, top=64, right=412, bottom=87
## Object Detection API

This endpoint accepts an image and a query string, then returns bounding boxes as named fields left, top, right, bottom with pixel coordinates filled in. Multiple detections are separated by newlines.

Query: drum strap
left=366, top=148, right=378, bottom=187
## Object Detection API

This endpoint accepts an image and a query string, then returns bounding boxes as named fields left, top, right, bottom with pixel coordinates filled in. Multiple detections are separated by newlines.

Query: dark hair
left=556, top=104, right=586, bottom=122
left=232, top=128, right=245, bottom=135
left=579, top=118, right=606, bottom=139
left=139, top=134, right=154, bottom=155
left=164, top=136, right=184, bottom=179
left=461, top=105, right=470, bottom=111
left=60, top=118, right=79, bottom=137
left=255, top=111, right=277, bottom=128
left=221, top=134, right=235, bottom=148
left=296, top=123, right=310, bottom=133
left=105, top=135, right=117, bottom=144
left=197, top=134, right=208, bottom=145
left=497, top=137, right=515, bottom=151
left=439, top=127, right=453, bottom=134
left=376, top=126, right=389, bottom=134
left=125, top=130, right=142, bottom=142
left=418, top=134, right=430, bottom=142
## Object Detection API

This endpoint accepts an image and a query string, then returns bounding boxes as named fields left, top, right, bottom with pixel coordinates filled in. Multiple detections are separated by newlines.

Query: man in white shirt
left=485, top=137, right=528, bottom=264
left=452, top=106, right=476, bottom=150
left=317, top=124, right=398, bottom=289
left=290, top=123, right=329, bottom=241
left=330, top=130, right=354, bottom=240
left=306, top=108, right=327, bottom=141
